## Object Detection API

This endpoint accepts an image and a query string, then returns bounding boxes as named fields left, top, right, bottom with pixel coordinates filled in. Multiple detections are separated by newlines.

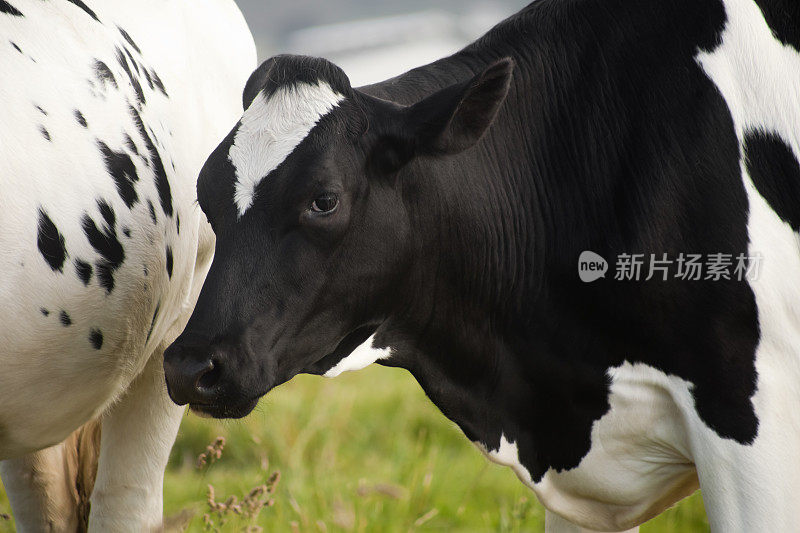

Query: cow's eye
left=310, top=193, right=339, bottom=214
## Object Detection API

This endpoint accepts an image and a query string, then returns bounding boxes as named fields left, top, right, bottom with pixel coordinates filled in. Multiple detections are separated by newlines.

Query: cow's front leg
left=693, top=430, right=800, bottom=532
left=87, top=347, right=183, bottom=531
left=545, top=511, right=640, bottom=533
left=0, top=419, right=100, bottom=532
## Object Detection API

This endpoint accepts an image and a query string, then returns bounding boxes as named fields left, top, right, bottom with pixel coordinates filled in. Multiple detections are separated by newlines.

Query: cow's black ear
left=241, top=59, right=276, bottom=110
left=408, top=58, right=514, bottom=155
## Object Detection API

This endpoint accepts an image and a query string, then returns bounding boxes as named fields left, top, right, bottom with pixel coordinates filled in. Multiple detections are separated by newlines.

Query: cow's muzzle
left=163, top=341, right=259, bottom=419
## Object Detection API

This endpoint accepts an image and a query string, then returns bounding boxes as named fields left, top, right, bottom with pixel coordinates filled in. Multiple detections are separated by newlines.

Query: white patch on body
left=695, top=0, right=800, bottom=158
left=474, top=434, right=535, bottom=488
left=323, top=334, right=391, bottom=378
left=532, top=363, right=698, bottom=532
left=690, top=1, right=800, bottom=530
left=470, top=364, right=697, bottom=532
left=229, top=82, right=345, bottom=216
left=544, top=510, right=640, bottom=533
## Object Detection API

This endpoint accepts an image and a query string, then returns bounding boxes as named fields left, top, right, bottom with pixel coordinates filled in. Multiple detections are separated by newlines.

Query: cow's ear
left=243, top=63, right=268, bottom=110
left=408, top=58, right=514, bottom=156
left=242, top=58, right=278, bottom=110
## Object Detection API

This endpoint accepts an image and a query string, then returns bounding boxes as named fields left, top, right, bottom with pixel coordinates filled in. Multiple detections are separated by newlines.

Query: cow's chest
left=518, top=363, right=700, bottom=530
left=468, top=363, right=700, bottom=530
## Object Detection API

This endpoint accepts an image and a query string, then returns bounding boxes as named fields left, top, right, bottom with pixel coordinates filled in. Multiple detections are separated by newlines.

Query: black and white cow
left=164, top=0, right=800, bottom=530
left=0, top=0, right=254, bottom=529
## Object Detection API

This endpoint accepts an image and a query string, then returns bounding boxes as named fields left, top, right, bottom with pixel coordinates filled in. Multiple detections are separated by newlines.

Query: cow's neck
left=364, top=10, right=618, bottom=484
left=367, top=0, right=770, bottom=483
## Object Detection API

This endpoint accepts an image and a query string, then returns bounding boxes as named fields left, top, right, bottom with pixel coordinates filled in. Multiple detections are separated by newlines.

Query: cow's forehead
left=229, top=81, right=346, bottom=217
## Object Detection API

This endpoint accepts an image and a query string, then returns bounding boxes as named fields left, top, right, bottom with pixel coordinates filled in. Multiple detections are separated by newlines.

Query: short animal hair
left=242, top=54, right=353, bottom=110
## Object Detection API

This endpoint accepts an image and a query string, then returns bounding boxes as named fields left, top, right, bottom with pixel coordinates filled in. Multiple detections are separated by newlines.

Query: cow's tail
left=0, top=418, right=101, bottom=531
left=63, top=418, right=102, bottom=532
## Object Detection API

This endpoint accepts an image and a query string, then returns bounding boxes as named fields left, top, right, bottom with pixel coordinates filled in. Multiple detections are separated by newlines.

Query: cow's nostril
left=196, top=360, right=222, bottom=391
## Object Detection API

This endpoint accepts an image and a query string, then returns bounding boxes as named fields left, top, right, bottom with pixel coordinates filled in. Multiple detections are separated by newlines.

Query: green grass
left=0, top=366, right=708, bottom=531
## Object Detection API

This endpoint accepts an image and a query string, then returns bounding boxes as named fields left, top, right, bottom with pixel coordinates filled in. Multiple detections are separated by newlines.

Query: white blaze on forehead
left=229, top=81, right=346, bottom=216
left=323, top=334, right=392, bottom=378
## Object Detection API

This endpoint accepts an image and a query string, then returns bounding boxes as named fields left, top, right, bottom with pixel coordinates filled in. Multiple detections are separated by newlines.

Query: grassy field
left=1, top=366, right=708, bottom=531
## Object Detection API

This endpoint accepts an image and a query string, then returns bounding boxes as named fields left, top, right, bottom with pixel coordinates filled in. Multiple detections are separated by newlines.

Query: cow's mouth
left=188, top=396, right=259, bottom=419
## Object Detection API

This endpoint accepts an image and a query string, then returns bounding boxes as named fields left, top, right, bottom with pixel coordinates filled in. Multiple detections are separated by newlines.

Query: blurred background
left=234, top=0, right=527, bottom=85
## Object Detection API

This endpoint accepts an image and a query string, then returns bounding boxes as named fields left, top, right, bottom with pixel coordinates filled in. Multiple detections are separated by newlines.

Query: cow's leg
left=692, top=441, right=787, bottom=532
left=692, top=431, right=800, bottom=532
left=87, top=347, right=183, bottom=531
left=0, top=419, right=101, bottom=532
left=545, top=510, right=639, bottom=533
left=686, top=353, right=800, bottom=532
left=0, top=445, right=80, bottom=532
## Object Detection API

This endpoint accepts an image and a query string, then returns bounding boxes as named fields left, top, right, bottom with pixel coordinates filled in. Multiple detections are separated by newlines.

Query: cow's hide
left=0, top=0, right=255, bottom=529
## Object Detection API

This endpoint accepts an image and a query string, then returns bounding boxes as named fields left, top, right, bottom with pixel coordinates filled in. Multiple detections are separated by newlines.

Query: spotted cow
left=165, top=0, right=800, bottom=531
left=0, top=0, right=255, bottom=529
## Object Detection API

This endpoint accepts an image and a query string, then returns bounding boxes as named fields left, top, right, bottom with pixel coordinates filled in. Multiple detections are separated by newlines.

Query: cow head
left=164, top=54, right=513, bottom=418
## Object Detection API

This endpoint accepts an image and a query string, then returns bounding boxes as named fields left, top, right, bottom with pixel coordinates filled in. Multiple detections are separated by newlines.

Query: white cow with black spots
left=0, top=0, right=255, bottom=529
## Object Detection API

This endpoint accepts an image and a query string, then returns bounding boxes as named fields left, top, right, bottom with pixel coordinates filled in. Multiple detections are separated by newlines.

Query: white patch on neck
left=229, top=82, right=345, bottom=216
left=323, top=334, right=392, bottom=378
left=474, top=434, right=535, bottom=488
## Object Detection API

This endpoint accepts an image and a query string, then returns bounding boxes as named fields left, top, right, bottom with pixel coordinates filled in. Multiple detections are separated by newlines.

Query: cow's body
left=165, top=0, right=800, bottom=531
left=0, top=0, right=255, bottom=529
left=352, top=1, right=800, bottom=529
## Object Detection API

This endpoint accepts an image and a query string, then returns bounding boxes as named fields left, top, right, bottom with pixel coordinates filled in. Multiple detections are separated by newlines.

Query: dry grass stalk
left=414, top=508, right=439, bottom=527
left=202, top=471, right=280, bottom=530
left=331, top=499, right=355, bottom=530
left=356, top=481, right=407, bottom=500
left=196, top=437, right=226, bottom=469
